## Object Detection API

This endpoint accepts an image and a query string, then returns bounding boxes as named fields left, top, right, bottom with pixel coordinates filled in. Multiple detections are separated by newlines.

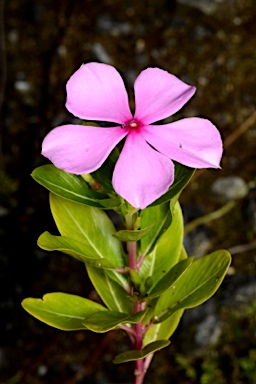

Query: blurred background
left=0, top=0, right=256, bottom=383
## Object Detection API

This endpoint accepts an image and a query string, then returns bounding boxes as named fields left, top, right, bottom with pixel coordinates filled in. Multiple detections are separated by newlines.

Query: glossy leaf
left=142, top=244, right=188, bottom=326
left=86, top=266, right=133, bottom=314
left=22, top=292, right=107, bottom=330
left=32, top=165, right=119, bottom=208
left=113, top=340, right=170, bottom=364
left=154, top=250, right=231, bottom=323
left=114, top=224, right=154, bottom=242
left=140, top=202, right=173, bottom=257
left=139, top=202, right=184, bottom=286
left=146, top=257, right=194, bottom=300
left=38, top=232, right=115, bottom=269
left=150, top=162, right=195, bottom=206
left=82, top=309, right=147, bottom=333
left=143, top=309, right=184, bottom=347
left=49, top=193, right=126, bottom=287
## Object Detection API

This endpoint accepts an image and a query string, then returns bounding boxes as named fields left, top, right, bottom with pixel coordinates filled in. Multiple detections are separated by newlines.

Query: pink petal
left=141, top=118, right=223, bottom=169
left=42, top=124, right=127, bottom=174
left=66, top=63, right=133, bottom=124
left=112, top=131, right=174, bottom=209
left=134, top=68, right=196, bottom=124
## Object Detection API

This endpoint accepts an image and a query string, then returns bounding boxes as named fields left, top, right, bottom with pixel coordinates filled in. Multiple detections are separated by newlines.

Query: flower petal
left=66, top=63, right=133, bottom=124
left=134, top=68, right=196, bottom=124
left=112, top=131, right=174, bottom=209
left=141, top=118, right=223, bottom=169
left=42, top=124, right=128, bottom=174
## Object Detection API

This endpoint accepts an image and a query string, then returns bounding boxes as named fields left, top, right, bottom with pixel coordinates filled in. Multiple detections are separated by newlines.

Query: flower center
left=122, top=119, right=141, bottom=130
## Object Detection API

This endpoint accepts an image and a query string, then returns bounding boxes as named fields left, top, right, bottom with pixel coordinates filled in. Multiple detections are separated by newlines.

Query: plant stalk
left=126, top=211, right=147, bottom=384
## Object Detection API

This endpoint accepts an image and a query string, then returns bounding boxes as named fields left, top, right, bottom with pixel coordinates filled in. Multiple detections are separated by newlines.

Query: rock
left=211, top=176, right=248, bottom=203
left=195, top=314, right=222, bottom=347
left=177, top=0, right=224, bottom=15
left=96, top=15, right=132, bottom=36
left=91, top=43, right=113, bottom=64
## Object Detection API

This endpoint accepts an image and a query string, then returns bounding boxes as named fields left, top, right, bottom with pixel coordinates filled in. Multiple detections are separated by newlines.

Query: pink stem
left=133, top=302, right=145, bottom=384
left=128, top=241, right=138, bottom=271
left=126, top=212, right=148, bottom=384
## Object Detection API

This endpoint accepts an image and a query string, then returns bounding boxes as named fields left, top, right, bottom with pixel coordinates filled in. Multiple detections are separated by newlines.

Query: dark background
left=0, top=0, right=256, bottom=383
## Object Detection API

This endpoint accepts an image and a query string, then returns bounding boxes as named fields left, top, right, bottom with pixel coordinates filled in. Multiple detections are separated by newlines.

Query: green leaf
left=32, top=165, right=119, bottom=208
left=140, top=202, right=173, bottom=257
left=49, top=193, right=126, bottom=287
left=113, top=340, right=170, bottom=364
left=146, top=257, right=194, bottom=300
left=142, top=244, right=188, bottom=326
left=143, top=309, right=184, bottom=347
left=82, top=309, right=147, bottom=333
left=139, top=202, right=184, bottom=286
left=86, top=266, right=133, bottom=314
left=38, top=232, right=116, bottom=269
left=150, top=163, right=195, bottom=206
left=114, top=224, right=154, bottom=242
left=154, top=250, right=231, bottom=323
left=22, top=292, right=107, bottom=330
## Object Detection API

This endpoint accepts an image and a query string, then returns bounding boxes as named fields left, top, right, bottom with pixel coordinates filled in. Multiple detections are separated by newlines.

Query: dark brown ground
left=0, top=0, right=256, bottom=383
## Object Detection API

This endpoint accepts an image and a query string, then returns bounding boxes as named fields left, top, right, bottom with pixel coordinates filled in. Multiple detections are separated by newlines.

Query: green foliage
left=146, top=257, right=194, bottom=300
left=239, top=350, right=256, bottom=382
left=139, top=202, right=184, bottom=286
left=49, top=192, right=127, bottom=287
left=32, top=165, right=119, bottom=208
left=139, top=201, right=173, bottom=257
left=113, top=340, right=170, bottom=364
left=143, top=309, right=184, bottom=347
left=38, top=231, right=116, bottom=269
left=22, top=292, right=107, bottom=330
left=153, top=250, right=231, bottom=323
left=86, top=266, right=133, bottom=314
left=114, top=224, right=154, bottom=242
left=26, top=156, right=232, bottom=380
left=82, top=309, right=147, bottom=333
left=149, top=162, right=195, bottom=206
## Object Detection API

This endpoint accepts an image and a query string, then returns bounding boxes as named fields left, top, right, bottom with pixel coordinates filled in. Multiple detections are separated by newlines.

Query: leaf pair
left=32, top=161, right=194, bottom=211
left=141, top=247, right=231, bottom=346
left=152, top=249, right=231, bottom=323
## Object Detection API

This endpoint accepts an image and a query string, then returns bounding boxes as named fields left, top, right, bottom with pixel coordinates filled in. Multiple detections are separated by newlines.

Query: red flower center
left=122, top=119, right=141, bottom=130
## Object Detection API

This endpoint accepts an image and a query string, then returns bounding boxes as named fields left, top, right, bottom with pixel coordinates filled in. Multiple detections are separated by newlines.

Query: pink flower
left=42, top=63, right=222, bottom=209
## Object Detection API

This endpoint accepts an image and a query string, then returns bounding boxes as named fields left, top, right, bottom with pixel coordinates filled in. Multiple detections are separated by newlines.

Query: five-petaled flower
left=42, top=63, right=223, bottom=209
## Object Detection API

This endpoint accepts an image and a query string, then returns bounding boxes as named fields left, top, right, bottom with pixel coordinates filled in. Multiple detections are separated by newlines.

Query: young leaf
left=86, top=266, right=133, bottom=314
left=150, top=162, right=195, bottom=206
left=38, top=232, right=116, bottom=269
left=32, top=165, right=119, bottom=208
left=154, top=250, right=231, bottom=323
left=113, top=340, right=170, bottom=364
left=49, top=193, right=126, bottom=287
left=140, top=202, right=173, bottom=257
left=114, top=224, right=154, bottom=242
left=139, top=202, right=184, bottom=286
left=22, top=292, right=107, bottom=331
left=82, top=309, right=147, bottom=333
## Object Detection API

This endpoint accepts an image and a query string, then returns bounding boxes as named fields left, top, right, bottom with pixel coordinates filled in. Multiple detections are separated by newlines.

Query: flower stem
left=125, top=210, right=148, bottom=384
left=134, top=302, right=145, bottom=384
left=128, top=241, right=138, bottom=271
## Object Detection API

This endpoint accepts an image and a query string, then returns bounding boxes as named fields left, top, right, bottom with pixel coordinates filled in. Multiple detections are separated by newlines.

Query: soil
left=0, top=0, right=256, bottom=383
